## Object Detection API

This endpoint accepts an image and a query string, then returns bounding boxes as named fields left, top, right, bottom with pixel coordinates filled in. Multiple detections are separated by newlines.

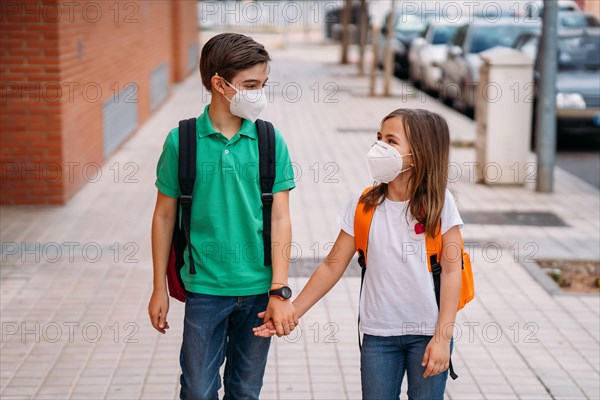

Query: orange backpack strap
left=425, top=222, right=443, bottom=273
left=354, top=187, right=376, bottom=269
left=353, top=187, right=375, bottom=351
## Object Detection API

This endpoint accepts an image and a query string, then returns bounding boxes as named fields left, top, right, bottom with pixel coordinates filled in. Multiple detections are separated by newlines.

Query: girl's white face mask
left=366, top=140, right=412, bottom=183
left=221, top=78, right=267, bottom=122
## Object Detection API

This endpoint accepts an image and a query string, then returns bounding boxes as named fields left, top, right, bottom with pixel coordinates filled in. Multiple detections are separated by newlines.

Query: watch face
left=280, top=286, right=292, bottom=299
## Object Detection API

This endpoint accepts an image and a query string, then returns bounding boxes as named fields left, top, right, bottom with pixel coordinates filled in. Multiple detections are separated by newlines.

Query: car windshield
left=558, top=13, right=588, bottom=28
left=395, top=14, right=427, bottom=34
left=468, top=24, right=539, bottom=53
left=431, top=25, right=459, bottom=45
left=558, top=34, right=600, bottom=70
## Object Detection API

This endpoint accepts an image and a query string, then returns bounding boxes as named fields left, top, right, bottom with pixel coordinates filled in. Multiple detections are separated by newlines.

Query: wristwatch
left=268, top=285, right=292, bottom=300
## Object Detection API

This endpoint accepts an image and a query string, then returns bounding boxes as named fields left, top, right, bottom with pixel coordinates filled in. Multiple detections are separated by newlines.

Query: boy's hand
left=148, top=288, right=170, bottom=334
left=261, top=298, right=298, bottom=337
left=422, top=337, right=450, bottom=378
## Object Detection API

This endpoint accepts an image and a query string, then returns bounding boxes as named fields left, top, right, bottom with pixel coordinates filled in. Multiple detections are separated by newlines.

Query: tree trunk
left=358, top=0, right=368, bottom=75
left=340, top=0, right=352, bottom=64
left=383, top=0, right=396, bottom=96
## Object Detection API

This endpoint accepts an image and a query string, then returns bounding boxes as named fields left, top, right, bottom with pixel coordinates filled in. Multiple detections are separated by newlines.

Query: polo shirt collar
left=197, top=104, right=257, bottom=140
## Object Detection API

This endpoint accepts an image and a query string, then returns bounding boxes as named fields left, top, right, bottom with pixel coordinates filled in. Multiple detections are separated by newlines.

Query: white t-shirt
left=337, top=188, right=464, bottom=336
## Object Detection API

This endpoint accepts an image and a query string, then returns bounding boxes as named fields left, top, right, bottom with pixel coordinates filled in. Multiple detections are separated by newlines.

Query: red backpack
left=166, top=118, right=276, bottom=302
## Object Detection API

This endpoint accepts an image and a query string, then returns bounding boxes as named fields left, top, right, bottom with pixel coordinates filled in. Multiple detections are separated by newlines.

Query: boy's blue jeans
left=361, top=334, right=452, bottom=400
left=179, top=291, right=271, bottom=400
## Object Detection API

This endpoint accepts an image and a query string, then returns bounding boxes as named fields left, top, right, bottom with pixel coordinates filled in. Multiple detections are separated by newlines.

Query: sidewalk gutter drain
left=337, top=128, right=374, bottom=134
left=337, top=86, right=368, bottom=97
left=461, top=211, right=568, bottom=227
left=289, top=258, right=362, bottom=277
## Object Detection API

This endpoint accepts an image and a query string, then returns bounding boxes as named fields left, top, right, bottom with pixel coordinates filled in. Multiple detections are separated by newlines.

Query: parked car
left=532, top=9, right=597, bottom=29
left=557, top=11, right=591, bottom=29
left=526, top=0, right=582, bottom=17
left=439, top=18, right=541, bottom=114
left=524, top=1, right=598, bottom=32
left=376, top=11, right=431, bottom=78
left=584, top=13, right=599, bottom=27
left=513, top=28, right=600, bottom=135
left=408, top=20, right=464, bottom=93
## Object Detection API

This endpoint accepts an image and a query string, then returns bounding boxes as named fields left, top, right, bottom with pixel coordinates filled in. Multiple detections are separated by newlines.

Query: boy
left=148, top=33, right=297, bottom=400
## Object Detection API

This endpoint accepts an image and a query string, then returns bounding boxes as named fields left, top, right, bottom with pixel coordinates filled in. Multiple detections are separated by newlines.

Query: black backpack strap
left=358, top=250, right=366, bottom=351
left=431, top=255, right=442, bottom=309
left=178, top=117, right=197, bottom=275
left=431, top=254, right=458, bottom=380
left=256, top=119, right=276, bottom=266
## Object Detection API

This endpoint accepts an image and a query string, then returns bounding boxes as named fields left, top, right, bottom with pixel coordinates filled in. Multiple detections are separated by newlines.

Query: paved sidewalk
left=1, top=31, right=599, bottom=400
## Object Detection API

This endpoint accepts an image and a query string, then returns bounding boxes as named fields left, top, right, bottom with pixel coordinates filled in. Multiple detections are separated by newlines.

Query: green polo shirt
left=155, top=105, right=295, bottom=296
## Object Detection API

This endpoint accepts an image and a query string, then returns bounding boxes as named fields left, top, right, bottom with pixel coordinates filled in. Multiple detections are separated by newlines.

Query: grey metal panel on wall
left=188, top=43, right=199, bottom=73
left=103, top=83, right=138, bottom=157
left=150, top=63, right=169, bottom=111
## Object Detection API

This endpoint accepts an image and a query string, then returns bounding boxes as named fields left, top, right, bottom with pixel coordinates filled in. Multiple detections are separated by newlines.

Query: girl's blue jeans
left=361, top=334, right=453, bottom=400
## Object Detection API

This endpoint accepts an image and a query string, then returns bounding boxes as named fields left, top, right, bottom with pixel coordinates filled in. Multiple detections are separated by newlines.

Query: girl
left=254, top=108, right=464, bottom=400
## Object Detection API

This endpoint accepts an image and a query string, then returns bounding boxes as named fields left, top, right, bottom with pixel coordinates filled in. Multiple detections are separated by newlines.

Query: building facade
left=1, top=0, right=198, bottom=204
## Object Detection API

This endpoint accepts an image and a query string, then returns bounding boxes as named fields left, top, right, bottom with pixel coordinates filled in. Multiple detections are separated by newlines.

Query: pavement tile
left=279, top=393, right=314, bottom=400
left=76, top=375, right=111, bottom=386
left=36, top=384, right=72, bottom=396
left=70, top=385, right=109, bottom=397
left=1, top=386, right=37, bottom=396
left=446, top=393, right=486, bottom=400
left=259, top=392, right=280, bottom=400
left=545, top=384, right=588, bottom=397
left=517, top=395, right=554, bottom=400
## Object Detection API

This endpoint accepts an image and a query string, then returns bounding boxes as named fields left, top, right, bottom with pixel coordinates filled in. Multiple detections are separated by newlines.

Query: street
left=556, top=134, right=600, bottom=189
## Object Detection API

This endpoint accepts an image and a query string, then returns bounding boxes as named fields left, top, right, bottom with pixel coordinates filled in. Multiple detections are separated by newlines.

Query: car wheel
left=399, top=66, right=409, bottom=80
left=410, top=67, right=420, bottom=87
left=439, top=78, right=453, bottom=106
left=453, top=81, right=473, bottom=117
left=421, top=66, right=435, bottom=95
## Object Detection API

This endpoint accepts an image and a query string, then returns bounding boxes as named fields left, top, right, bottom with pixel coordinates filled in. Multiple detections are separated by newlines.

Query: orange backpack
left=354, top=187, right=474, bottom=310
left=353, top=187, right=475, bottom=379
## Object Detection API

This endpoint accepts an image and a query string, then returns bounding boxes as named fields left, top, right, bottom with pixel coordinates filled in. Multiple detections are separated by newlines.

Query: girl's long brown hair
left=360, top=109, right=450, bottom=237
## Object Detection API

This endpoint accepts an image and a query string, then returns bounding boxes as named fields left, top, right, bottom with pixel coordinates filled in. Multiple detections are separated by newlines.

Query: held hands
left=148, top=288, right=170, bottom=334
left=422, top=336, right=451, bottom=378
left=253, top=315, right=277, bottom=338
left=253, top=298, right=298, bottom=338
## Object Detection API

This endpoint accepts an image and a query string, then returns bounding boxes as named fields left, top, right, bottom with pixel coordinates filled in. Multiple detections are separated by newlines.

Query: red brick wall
left=171, top=0, right=199, bottom=83
left=0, top=0, right=198, bottom=205
left=0, top=0, right=63, bottom=204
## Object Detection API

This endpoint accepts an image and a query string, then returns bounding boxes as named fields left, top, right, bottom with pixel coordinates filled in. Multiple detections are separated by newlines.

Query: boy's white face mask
left=221, top=78, right=267, bottom=122
left=366, top=140, right=412, bottom=183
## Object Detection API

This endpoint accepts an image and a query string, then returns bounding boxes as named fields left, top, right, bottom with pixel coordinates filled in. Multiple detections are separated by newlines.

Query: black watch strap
left=269, top=285, right=292, bottom=300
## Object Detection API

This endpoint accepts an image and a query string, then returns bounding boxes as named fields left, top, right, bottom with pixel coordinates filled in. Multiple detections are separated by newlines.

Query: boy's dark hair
left=199, top=33, right=271, bottom=91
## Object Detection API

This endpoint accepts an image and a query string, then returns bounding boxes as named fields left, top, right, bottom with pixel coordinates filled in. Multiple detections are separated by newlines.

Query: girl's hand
left=252, top=311, right=277, bottom=337
left=421, top=337, right=450, bottom=378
